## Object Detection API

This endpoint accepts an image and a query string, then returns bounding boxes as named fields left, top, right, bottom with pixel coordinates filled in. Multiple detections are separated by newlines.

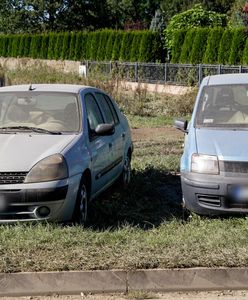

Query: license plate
left=229, top=186, right=248, bottom=202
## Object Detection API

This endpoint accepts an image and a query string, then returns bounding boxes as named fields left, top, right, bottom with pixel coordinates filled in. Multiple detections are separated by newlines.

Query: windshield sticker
left=203, top=119, right=213, bottom=123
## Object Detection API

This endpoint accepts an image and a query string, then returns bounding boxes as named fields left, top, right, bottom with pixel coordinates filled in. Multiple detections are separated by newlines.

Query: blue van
left=175, top=74, right=248, bottom=215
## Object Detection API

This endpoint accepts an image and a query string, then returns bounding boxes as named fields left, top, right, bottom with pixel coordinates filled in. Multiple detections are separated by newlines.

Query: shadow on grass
left=87, top=167, right=183, bottom=230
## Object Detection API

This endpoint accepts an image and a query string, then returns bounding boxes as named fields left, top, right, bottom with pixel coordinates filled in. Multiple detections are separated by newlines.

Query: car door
left=84, top=92, right=113, bottom=195
left=94, top=92, right=125, bottom=179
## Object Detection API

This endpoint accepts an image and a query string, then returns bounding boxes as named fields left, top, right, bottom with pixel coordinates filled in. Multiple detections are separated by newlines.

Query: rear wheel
left=73, top=179, right=88, bottom=225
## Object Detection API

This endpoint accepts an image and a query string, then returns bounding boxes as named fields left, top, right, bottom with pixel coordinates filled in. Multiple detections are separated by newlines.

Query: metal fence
left=85, top=61, right=248, bottom=86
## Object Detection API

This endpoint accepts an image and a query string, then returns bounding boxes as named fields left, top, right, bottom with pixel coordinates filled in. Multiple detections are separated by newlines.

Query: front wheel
left=73, top=179, right=88, bottom=225
left=119, top=154, right=131, bottom=188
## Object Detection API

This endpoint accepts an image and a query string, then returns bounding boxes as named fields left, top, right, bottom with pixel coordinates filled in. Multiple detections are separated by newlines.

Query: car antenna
left=29, top=84, right=36, bottom=91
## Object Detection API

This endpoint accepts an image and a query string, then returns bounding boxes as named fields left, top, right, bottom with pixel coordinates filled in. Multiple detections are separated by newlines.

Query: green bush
left=179, top=29, right=197, bottom=63
left=229, top=28, right=246, bottom=65
left=130, top=31, right=143, bottom=62
left=23, top=35, right=31, bottom=57
left=97, top=30, right=111, bottom=61
left=54, top=33, right=64, bottom=60
left=189, top=28, right=209, bottom=64
left=40, top=34, right=49, bottom=59
left=120, top=31, right=135, bottom=61
left=11, top=35, right=20, bottom=57
left=29, top=34, right=42, bottom=59
left=171, top=29, right=187, bottom=63
left=61, top=32, right=71, bottom=60
left=139, top=31, right=162, bottom=62
left=69, top=32, right=77, bottom=60
left=105, top=31, right=116, bottom=60
left=18, top=35, right=26, bottom=57
left=218, top=29, right=234, bottom=64
left=112, top=31, right=124, bottom=61
left=203, top=27, right=224, bottom=64
left=47, top=33, right=57, bottom=60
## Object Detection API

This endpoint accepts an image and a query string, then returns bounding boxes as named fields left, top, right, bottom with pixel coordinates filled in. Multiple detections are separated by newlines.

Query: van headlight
left=25, top=154, right=68, bottom=183
left=191, top=154, right=219, bottom=175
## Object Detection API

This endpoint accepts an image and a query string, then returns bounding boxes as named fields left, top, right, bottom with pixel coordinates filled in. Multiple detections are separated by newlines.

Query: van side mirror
left=95, top=123, right=115, bottom=136
left=174, top=119, right=188, bottom=133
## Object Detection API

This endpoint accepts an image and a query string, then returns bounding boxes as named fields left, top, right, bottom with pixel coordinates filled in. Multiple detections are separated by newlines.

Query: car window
left=95, top=93, right=114, bottom=124
left=103, top=94, right=119, bottom=125
left=85, top=93, right=104, bottom=132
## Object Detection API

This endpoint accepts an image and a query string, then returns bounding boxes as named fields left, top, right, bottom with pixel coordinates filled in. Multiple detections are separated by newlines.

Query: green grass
left=1, top=66, right=247, bottom=273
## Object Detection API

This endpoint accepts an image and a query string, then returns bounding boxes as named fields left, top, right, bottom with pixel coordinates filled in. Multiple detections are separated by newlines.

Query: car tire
left=119, top=153, right=131, bottom=188
left=72, top=178, right=88, bottom=225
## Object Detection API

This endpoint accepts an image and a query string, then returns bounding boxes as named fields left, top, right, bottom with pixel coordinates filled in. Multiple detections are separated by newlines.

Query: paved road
left=3, top=291, right=248, bottom=300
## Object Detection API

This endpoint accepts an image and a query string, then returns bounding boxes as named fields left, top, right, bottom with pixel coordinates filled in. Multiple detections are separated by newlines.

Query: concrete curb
left=1, top=268, right=248, bottom=296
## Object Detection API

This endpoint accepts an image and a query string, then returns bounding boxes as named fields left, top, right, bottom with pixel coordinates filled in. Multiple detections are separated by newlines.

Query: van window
left=196, top=84, right=248, bottom=128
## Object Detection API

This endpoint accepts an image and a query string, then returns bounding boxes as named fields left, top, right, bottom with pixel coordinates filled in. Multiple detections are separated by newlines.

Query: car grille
left=0, top=172, right=27, bottom=184
left=197, top=194, right=221, bottom=207
left=219, top=161, right=248, bottom=173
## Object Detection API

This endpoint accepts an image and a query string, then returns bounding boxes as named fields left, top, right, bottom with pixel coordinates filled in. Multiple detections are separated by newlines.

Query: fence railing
left=84, top=61, right=248, bottom=86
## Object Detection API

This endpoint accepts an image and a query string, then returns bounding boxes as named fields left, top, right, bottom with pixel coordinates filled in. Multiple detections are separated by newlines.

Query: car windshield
left=0, top=92, right=80, bottom=133
left=196, top=84, right=248, bottom=129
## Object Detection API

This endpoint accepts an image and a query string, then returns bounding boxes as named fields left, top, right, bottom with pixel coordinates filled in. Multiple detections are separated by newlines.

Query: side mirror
left=174, top=119, right=188, bottom=133
left=95, top=123, right=115, bottom=136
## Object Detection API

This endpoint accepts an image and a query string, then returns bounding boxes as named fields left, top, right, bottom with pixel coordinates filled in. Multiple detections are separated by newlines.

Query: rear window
left=196, top=84, right=248, bottom=128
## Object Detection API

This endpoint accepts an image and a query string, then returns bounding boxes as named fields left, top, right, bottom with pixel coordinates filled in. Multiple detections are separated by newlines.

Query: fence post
left=135, top=62, right=138, bottom=82
left=109, top=61, right=112, bottom=74
left=218, top=65, right=221, bottom=75
left=239, top=65, right=243, bottom=73
left=86, top=60, right=89, bottom=76
left=198, top=64, right=203, bottom=85
left=164, top=63, right=167, bottom=83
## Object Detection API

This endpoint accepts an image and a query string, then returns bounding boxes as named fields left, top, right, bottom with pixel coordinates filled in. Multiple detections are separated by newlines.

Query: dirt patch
left=131, top=126, right=183, bottom=142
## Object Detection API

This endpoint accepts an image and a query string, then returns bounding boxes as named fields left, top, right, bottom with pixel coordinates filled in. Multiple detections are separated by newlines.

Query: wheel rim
left=79, top=184, right=87, bottom=224
left=123, top=156, right=131, bottom=185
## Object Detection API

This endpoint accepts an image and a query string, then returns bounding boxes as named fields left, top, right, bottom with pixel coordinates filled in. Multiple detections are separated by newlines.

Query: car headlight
left=25, top=154, right=68, bottom=183
left=191, top=154, right=219, bottom=175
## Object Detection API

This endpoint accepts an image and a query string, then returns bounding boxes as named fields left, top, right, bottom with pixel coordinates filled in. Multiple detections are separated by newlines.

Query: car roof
left=0, top=84, right=93, bottom=93
left=205, top=73, right=248, bottom=86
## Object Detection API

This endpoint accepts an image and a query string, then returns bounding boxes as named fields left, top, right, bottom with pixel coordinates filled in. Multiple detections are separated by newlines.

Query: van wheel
left=119, top=154, right=131, bottom=188
left=73, top=179, right=88, bottom=225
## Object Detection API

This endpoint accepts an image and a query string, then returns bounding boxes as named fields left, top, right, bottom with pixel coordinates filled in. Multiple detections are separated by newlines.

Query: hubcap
left=123, top=157, right=131, bottom=185
left=79, top=184, right=87, bottom=224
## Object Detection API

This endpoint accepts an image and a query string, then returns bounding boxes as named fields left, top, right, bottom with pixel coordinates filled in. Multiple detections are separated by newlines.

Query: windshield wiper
left=0, top=126, right=62, bottom=135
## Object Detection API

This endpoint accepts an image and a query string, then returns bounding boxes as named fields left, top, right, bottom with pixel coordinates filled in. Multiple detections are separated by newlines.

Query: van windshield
left=0, top=92, right=80, bottom=133
left=196, top=84, right=248, bottom=128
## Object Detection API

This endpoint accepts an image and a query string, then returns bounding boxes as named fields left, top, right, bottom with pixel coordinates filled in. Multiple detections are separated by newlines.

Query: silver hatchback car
left=0, top=84, right=133, bottom=223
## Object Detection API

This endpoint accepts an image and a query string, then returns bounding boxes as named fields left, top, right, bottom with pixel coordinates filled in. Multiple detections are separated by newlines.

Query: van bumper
left=181, top=171, right=248, bottom=215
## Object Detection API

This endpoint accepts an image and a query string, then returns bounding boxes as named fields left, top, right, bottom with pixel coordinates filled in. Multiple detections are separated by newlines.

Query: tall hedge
left=203, top=27, right=224, bottom=64
left=47, top=33, right=57, bottom=60
left=96, top=30, right=110, bottom=61
left=171, top=29, right=187, bottom=63
left=179, top=29, right=197, bottom=63
left=40, top=34, right=49, bottom=59
left=119, top=31, right=135, bottom=61
left=139, top=31, right=162, bottom=62
left=229, top=28, right=246, bottom=65
left=69, top=32, right=77, bottom=60
left=112, top=32, right=124, bottom=61
left=130, top=31, right=143, bottom=62
left=29, top=34, right=42, bottom=59
left=218, top=29, right=234, bottom=64
left=105, top=31, right=116, bottom=61
left=61, top=32, right=71, bottom=60
left=189, top=28, right=209, bottom=64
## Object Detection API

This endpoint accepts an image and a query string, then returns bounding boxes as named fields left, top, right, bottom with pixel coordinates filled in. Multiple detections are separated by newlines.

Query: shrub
left=89, top=31, right=102, bottom=60
left=105, top=31, right=116, bottom=60
left=61, top=32, right=71, bottom=60
left=130, top=31, right=143, bottom=62
left=18, top=35, right=26, bottom=57
left=171, top=29, right=187, bottom=63
left=112, top=31, right=124, bottom=61
left=203, top=27, right=224, bottom=64
left=54, top=33, right=64, bottom=60
left=74, top=32, right=84, bottom=61
left=11, top=35, right=20, bottom=57
left=120, top=31, right=135, bottom=61
left=23, top=35, right=31, bottom=57
left=179, top=28, right=197, bottom=63
left=189, top=28, right=209, bottom=64
left=139, top=31, right=162, bottom=62
left=40, top=34, right=49, bottom=59
left=218, top=29, right=234, bottom=64
left=69, top=32, right=77, bottom=60
left=229, top=28, right=246, bottom=65
left=47, top=33, right=57, bottom=60
left=29, top=35, right=42, bottom=59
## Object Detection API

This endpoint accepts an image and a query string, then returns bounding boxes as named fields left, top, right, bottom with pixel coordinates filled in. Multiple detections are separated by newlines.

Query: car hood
left=196, top=128, right=248, bottom=161
left=0, top=134, right=75, bottom=172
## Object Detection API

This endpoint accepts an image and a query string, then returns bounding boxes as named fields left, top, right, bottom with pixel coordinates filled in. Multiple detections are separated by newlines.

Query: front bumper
left=181, top=172, right=248, bottom=216
left=0, top=174, right=81, bottom=222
